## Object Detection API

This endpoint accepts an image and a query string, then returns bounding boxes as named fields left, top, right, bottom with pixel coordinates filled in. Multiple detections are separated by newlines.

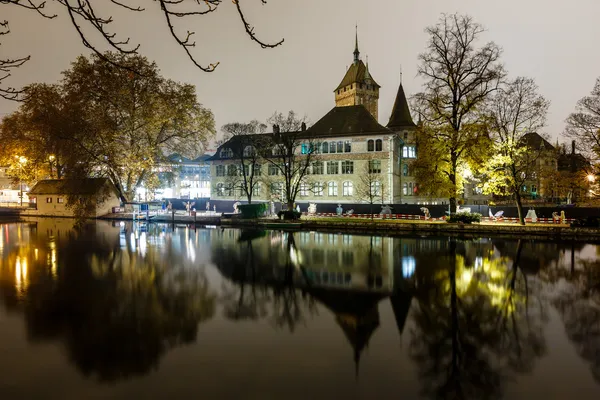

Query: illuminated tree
left=565, top=77, right=600, bottom=159
left=480, top=77, right=550, bottom=224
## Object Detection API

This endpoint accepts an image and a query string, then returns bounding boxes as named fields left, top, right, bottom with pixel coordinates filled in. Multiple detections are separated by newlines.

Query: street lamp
left=48, top=155, right=56, bottom=178
left=587, top=174, right=595, bottom=183
left=15, top=156, right=27, bottom=206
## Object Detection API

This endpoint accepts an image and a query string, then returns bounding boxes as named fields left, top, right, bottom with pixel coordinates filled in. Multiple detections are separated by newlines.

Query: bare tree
left=260, top=111, right=314, bottom=212
left=355, top=159, right=386, bottom=220
left=221, top=121, right=266, bottom=204
left=481, top=77, right=550, bottom=224
left=1, top=0, right=284, bottom=100
left=412, top=13, right=505, bottom=213
left=565, top=77, right=600, bottom=160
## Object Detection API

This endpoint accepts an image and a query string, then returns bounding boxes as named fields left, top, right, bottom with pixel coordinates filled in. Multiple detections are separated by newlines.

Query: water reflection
left=1, top=220, right=600, bottom=398
left=0, top=219, right=216, bottom=382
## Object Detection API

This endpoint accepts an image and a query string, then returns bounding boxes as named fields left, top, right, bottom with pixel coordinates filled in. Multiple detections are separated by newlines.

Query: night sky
left=2, top=0, right=599, bottom=148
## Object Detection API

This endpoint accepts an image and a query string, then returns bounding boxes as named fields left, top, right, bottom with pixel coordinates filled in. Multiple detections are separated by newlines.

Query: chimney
left=301, top=122, right=306, bottom=131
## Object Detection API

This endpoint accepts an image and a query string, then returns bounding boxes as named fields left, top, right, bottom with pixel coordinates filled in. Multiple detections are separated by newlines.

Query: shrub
left=238, top=203, right=268, bottom=219
left=448, top=211, right=482, bottom=224
left=278, top=210, right=301, bottom=220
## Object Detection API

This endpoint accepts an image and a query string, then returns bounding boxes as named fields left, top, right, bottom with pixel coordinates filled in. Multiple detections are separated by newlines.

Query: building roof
left=521, top=132, right=555, bottom=150
left=167, top=153, right=210, bottom=164
left=206, top=134, right=271, bottom=161
left=334, top=60, right=380, bottom=92
left=558, top=152, right=590, bottom=172
left=307, top=105, right=393, bottom=137
left=387, top=83, right=416, bottom=130
left=28, top=178, right=116, bottom=196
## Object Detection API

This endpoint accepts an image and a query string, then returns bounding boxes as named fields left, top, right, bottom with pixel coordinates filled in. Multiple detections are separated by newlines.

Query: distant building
left=150, top=154, right=211, bottom=200
left=28, top=178, right=120, bottom=217
left=0, top=165, right=29, bottom=205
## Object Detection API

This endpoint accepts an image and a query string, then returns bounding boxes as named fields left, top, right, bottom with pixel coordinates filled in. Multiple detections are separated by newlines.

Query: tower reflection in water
left=1, top=220, right=600, bottom=399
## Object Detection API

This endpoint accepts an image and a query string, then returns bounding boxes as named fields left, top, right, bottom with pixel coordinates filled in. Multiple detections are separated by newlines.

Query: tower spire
left=400, top=64, right=403, bottom=84
left=353, top=24, right=360, bottom=64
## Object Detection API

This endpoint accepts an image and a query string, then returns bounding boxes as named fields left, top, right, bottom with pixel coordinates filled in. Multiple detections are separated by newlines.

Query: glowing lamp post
left=15, top=156, right=27, bottom=206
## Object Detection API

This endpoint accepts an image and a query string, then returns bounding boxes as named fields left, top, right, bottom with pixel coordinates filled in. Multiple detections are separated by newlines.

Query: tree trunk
left=515, top=191, right=525, bottom=225
left=449, top=196, right=457, bottom=214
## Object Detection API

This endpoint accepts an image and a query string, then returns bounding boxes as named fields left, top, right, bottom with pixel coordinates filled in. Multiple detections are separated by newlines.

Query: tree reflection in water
left=409, top=239, right=547, bottom=400
left=547, top=250, right=600, bottom=383
left=0, top=222, right=216, bottom=382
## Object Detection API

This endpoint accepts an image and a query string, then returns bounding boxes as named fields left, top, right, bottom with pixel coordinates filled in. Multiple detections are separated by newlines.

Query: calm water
left=1, top=219, right=600, bottom=399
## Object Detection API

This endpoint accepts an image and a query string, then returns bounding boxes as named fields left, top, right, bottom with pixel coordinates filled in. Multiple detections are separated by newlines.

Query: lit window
left=343, top=181, right=353, bottom=196
left=402, top=146, right=416, bottom=158
left=313, top=182, right=324, bottom=196
left=57, top=197, right=64, bottom=204
left=370, top=181, right=381, bottom=196
left=328, top=181, right=338, bottom=196
left=46, top=197, right=52, bottom=203
left=299, top=183, right=309, bottom=196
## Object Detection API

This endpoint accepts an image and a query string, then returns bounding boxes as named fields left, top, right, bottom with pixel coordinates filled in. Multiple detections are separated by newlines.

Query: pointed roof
left=307, top=105, right=392, bottom=137
left=387, top=83, right=416, bottom=129
left=334, top=60, right=375, bottom=91
left=335, top=60, right=380, bottom=91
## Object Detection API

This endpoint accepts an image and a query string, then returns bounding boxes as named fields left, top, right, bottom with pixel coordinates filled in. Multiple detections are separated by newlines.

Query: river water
left=1, top=218, right=599, bottom=399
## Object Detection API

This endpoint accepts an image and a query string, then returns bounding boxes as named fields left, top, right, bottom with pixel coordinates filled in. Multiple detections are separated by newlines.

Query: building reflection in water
left=1, top=220, right=600, bottom=398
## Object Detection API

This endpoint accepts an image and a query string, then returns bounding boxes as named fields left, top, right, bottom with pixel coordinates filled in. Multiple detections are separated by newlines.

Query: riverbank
left=219, top=216, right=600, bottom=240
left=4, top=211, right=600, bottom=240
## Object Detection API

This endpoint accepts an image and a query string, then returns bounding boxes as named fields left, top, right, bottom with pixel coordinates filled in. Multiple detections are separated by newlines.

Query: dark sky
left=1, top=0, right=599, bottom=149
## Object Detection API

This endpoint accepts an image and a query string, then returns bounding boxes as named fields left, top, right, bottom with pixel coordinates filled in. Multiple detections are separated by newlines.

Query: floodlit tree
left=60, top=52, right=215, bottom=202
left=412, top=13, right=505, bottom=212
left=221, top=120, right=267, bottom=204
left=480, top=77, right=550, bottom=224
left=565, top=77, right=600, bottom=160
left=0, top=83, right=84, bottom=180
left=1, top=0, right=284, bottom=100
left=260, top=111, right=314, bottom=212
left=355, top=159, right=386, bottom=220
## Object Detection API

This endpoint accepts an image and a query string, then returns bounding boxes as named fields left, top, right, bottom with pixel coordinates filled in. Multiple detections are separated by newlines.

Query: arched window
left=370, top=181, right=381, bottom=196
left=402, top=163, right=409, bottom=177
left=243, top=146, right=254, bottom=157
left=367, top=140, right=374, bottom=152
left=272, top=145, right=284, bottom=156
left=313, top=182, right=324, bottom=196
left=220, top=148, right=233, bottom=158
left=375, top=139, right=383, bottom=151
left=342, top=181, right=353, bottom=196
left=322, top=142, right=329, bottom=154
left=328, top=181, right=338, bottom=196
left=329, top=142, right=336, bottom=153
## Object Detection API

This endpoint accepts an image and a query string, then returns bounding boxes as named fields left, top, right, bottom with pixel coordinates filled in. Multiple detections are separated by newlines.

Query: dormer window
left=243, top=146, right=254, bottom=157
left=220, top=148, right=233, bottom=158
